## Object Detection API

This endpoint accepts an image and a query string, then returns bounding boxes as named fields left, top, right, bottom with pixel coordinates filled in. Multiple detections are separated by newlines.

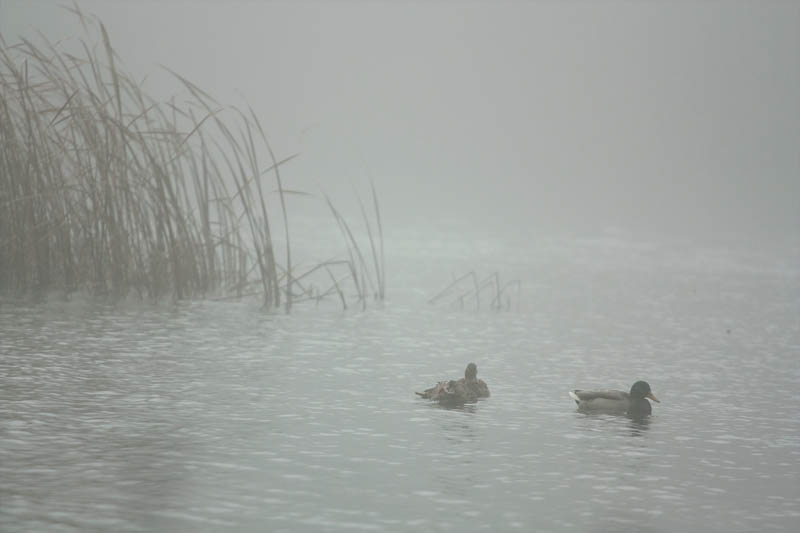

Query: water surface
left=1, top=234, right=798, bottom=532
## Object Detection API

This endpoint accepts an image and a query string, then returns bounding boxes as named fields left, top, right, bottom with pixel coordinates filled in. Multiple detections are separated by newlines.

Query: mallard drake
left=416, top=363, right=490, bottom=405
left=569, top=381, right=659, bottom=417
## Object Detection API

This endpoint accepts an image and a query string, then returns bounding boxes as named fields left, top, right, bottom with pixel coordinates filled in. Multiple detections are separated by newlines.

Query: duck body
left=416, top=363, right=490, bottom=405
left=569, top=381, right=659, bottom=417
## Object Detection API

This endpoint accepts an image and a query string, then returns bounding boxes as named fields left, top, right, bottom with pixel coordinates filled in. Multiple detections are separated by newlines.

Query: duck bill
left=647, top=392, right=660, bottom=403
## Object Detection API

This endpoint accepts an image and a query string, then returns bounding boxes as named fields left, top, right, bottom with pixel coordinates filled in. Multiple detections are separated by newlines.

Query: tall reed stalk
left=0, top=10, right=383, bottom=310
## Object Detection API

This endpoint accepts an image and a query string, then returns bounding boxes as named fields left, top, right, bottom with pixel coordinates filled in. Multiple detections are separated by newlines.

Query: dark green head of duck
left=465, top=363, right=478, bottom=382
left=630, top=381, right=659, bottom=403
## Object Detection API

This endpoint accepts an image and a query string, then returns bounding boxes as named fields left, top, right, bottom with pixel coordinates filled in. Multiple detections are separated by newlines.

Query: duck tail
left=568, top=390, right=581, bottom=405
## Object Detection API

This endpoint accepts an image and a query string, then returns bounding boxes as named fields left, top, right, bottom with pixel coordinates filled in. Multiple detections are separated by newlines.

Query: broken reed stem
left=428, top=271, right=478, bottom=305
left=430, top=271, right=521, bottom=311
left=491, top=279, right=521, bottom=311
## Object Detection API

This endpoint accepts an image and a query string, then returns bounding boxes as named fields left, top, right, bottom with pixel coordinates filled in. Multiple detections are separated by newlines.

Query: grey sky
left=2, top=0, right=798, bottom=241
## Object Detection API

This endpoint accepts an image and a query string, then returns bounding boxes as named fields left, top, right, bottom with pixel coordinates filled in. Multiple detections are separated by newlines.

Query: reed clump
left=0, top=9, right=384, bottom=310
left=429, top=271, right=520, bottom=311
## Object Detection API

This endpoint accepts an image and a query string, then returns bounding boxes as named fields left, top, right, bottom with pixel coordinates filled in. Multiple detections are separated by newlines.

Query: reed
left=430, top=271, right=520, bottom=311
left=355, top=179, right=386, bottom=300
left=0, top=11, right=383, bottom=310
left=323, top=192, right=382, bottom=310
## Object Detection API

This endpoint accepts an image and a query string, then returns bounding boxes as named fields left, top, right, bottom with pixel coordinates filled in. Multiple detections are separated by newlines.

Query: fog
left=2, top=0, right=798, bottom=241
left=3, top=4, right=800, bottom=531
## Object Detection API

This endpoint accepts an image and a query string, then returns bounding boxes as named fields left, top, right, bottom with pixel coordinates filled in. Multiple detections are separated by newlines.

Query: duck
left=416, top=363, right=490, bottom=405
left=568, top=381, right=659, bottom=417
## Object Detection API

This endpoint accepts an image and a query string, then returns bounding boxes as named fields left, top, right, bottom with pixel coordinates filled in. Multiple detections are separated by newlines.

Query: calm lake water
left=1, top=229, right=799, bottom=532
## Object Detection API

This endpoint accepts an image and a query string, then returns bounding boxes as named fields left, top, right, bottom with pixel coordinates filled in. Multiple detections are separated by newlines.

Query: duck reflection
left=573, top=410, right=653, bottom=438
left=627, top=415, right=651, bottom=437
left=432, top=409, right=483, bottom=497
left=589, top=519, right=666, bottom=533
left=430, top=401, right=478, bottom=414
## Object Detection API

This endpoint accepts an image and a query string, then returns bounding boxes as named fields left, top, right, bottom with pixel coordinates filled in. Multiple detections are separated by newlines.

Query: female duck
left=569, top=381, right=660, bottom=417
left=416, top=363, right=490, bottom=405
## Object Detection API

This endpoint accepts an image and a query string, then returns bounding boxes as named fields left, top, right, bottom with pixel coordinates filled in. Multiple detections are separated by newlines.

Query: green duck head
left=630, top=381, right=660, bottom=403
left=465, top=363, right=478, bottom=382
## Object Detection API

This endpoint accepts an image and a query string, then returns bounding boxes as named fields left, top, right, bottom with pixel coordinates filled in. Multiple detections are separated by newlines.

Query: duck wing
left=416, top=381, right=451, bottom=399
left=438, top=380, right=477, bottom=405
left=569, top=389, right=631, bottom=412
left=570, top=389, right=629, bottom=402
left=474, top=379, right=490, bottom=398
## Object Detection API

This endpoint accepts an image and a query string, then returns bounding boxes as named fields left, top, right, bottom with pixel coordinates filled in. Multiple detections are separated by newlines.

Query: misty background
left=2, top=0, right=798, bottom=244
left=2, top=3, right=800, bottom=531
